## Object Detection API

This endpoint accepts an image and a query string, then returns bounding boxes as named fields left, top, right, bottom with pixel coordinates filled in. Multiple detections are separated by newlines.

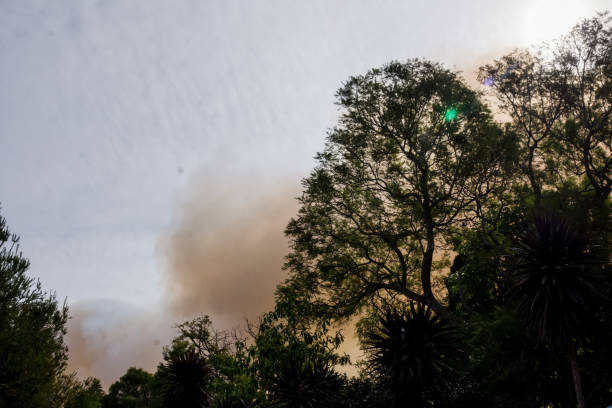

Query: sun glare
left=523, top=0, right=590, bottom=44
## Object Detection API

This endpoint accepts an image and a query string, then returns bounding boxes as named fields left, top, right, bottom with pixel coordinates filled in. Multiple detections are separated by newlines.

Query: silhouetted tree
left=279, top=59, right=516, bottom=323
left=0, top=210, right=69, bottom=408
left=103, top=367, right=157, bottom=408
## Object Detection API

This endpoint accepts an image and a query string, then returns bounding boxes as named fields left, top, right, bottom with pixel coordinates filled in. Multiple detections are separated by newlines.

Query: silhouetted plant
left=269, top=352, right=341, bottom=408
left=362, top=302, right=459, bottom=407
left=157, top=348, right=213, bottom=408
left=508, top=212, right=607, bottom=408
left=211, top=392, right=251, bottom=408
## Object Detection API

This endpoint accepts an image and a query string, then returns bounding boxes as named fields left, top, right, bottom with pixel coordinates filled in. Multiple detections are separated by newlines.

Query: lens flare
left=444, top=108, right=457, bottom=122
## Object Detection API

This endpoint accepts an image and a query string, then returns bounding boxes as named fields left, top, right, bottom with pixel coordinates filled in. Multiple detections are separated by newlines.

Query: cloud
left=159, top=176, right=300, bottom=327
left=65, top=299, right=174, bottom=389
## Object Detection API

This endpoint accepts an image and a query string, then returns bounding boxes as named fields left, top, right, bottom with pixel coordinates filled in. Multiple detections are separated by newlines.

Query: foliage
left=0, top=211, right=69, bottom=408
left=157, top=348, right=213, bottom=408
left=279, top=59, right=517, bottom=324
left=479, top=12, right=612, bottom=204
left=508, top=213, right=608, bottom=407
left=509, top=213, right=606, bottom=346
left=63, top=376, right=105, bottom=408
left=267, top=352, right=343, bottom=408
left=362, top=303, right=459, bottom=407
left=250, top=310, right=349, bottom=393
left=102, top=367, right=158, bottom=408
left=160, top=315, right=261, bottom=405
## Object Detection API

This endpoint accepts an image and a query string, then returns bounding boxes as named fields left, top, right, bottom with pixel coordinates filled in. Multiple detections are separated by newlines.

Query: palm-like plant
left=362, top=302, right=459, bottom=407
left=269, top=352, right=340, bottom=408
left=212, top=392, right=251, bottom=408
left=509, top=213, right=607, bottom=408
left=158, top=348, right=213, bottom=408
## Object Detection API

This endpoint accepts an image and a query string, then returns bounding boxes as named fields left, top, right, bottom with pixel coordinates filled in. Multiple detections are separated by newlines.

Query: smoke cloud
left=66, top=300, right=175, bottom=389
left=159, top=174, right=301, bottom=327
left=65, top=169, right=305, bottom=388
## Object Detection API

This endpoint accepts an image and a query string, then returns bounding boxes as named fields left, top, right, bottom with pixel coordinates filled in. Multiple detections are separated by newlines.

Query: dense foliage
left=0, top=212, right=69, bottom=408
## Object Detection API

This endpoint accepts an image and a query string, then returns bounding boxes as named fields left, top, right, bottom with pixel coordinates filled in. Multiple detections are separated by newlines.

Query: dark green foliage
left=362, top=303, right=459, bottom=407
left=0, top=212, right=69, bottom=408
left=211, top=392, right=253, bottom=408
left=160, top=315, right=261, bottom=405
left=103, top=367, right=157, bottom=408
left=508, top=212, right=609, bottom=407
left=64, top=376, right=105, bottom=408
left=335, top=376, right=391, bottom=408
left=280, top=59, right=516, bottom=321
left=268, top=352, right=342, bottom=408
left=509, top=213, right=606, bottom=346
left=157, top=349, right=213, bottom=408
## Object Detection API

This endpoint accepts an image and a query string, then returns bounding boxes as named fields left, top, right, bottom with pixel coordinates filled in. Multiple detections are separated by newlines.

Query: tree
left=552, top=12, right=612, bottom=202
left=250, top=310, right=348, bottom=405
left=478, top=50, right=567, bottom=203
left=62, top=375, right=105, bottom=408
left=102, top=367, right=157, bottom=408
left=508, top=213, right=608, bottom=408
left=161, top=315, right=260, bottom=405
left=479, top=13, right=612, bottom=205
left=0, top=210, right=69, bottom=408
left=279, top=60, right=516, bottom=320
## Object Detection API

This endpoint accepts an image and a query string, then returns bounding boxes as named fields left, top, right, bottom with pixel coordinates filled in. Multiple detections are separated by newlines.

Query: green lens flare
left=444, top=108, right=457, bottom=122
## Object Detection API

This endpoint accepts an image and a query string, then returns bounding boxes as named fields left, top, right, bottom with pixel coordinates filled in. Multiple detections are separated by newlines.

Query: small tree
left=0, top=210, right=69, bottom=408
left=103, top=367, right=157, bottom=408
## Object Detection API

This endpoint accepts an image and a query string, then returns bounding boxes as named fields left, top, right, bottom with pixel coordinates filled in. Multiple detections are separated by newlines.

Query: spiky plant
left=269, top=352, right=340, bottom=408
left=362, top=302, right=459, bottom=407
left=212, top=392, right=251, bottom=408
left=509, top=213, right=607, bottom=408
left=158, top=348, right=213, bottom=408
left=509, top=213, right=605, bottom=345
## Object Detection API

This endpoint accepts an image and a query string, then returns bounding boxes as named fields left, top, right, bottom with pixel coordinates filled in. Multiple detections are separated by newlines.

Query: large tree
left=0, top=211, right=69, bottom=408
left=479, top=13, right=612, bottom=205
left=278, top=60, right=516, bottom=319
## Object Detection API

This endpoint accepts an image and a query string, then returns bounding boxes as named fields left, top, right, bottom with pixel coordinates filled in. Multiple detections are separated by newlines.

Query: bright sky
left=1, top=0, right=607, bottom=386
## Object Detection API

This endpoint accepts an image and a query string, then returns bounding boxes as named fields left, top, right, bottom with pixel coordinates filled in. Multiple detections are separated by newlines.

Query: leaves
left=362, top=303, right=460, bottom=406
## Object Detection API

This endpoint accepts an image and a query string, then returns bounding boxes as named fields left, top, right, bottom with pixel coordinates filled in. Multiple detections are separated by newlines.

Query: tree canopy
left=279, top=59, right=517, bottom=319
left=0, top=212, right=69, bottom=408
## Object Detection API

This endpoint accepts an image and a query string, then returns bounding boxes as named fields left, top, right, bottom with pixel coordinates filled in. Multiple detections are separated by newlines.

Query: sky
left=1, top=0, right=608, bottom=387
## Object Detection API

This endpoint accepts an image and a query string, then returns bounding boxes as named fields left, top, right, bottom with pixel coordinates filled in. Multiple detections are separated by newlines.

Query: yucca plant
left=269, top=352, right=340, bottom=408
left=362, top=302, right=459, bottom=407
left=509, top=213, right=607, bottom=408
left=157, top=348, right=213, bottom=408
left=212, top=392, right=252, bottom=408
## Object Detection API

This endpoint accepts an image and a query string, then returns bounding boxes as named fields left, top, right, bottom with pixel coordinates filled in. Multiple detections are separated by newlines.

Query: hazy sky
left=1, top=0, right=608, bottom=387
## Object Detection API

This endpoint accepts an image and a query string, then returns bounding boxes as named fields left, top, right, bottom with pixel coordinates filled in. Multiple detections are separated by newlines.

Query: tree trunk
left=569, top=342, right=586, bottom=408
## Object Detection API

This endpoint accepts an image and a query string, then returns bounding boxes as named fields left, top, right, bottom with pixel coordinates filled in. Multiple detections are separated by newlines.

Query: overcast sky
left=1, top=0, right=608, bottom=387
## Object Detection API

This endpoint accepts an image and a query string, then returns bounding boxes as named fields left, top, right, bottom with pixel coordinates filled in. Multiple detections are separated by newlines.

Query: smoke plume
left=159, top=177, right=300, bottom=327
left=66, top=300, right=175, bottom=389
